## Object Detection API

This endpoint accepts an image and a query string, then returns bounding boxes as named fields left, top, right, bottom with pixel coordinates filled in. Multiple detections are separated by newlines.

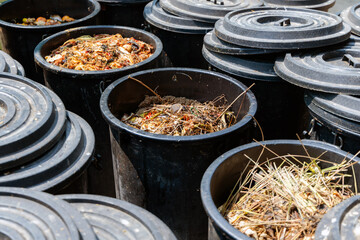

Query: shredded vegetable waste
left=16, top=15, right=75, bottom=26
left=121, top=95, right=239, bottom=136
left=45, top=33, right=154, bottom=71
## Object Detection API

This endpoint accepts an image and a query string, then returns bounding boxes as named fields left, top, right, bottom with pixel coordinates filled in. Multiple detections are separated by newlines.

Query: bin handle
left=99, top=81, right=105, bottom=94
left=302, top=119, right=315, bottom=139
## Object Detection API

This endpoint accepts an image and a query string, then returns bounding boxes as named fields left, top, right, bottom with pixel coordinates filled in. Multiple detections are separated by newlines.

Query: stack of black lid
left=0, top=187, right=176, bottom=239
left=143, top=0, right=261, bottom=68
left=202, top=7, right=351, bottom=139
left=0, top=73, right=95, bottom=193
left=0, top=50, right=25, bottom=76
left=262, top=0, right=335, bottom=11
left=275, top=35, right=360, bottom=154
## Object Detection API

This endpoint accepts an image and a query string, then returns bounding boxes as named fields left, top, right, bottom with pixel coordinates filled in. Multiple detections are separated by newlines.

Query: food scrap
left=121, top=95, right=237, bottom=136
left=18, top=15, right=75, bottom=26
left=45, top=34, right=154, bottom=71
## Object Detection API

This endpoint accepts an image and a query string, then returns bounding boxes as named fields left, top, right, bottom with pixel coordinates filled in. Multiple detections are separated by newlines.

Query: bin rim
left=0, top=0, right=100, bottom=31
left=200, top=139, right=360, bottom=240
left=100, top=67, right=257, bottom=143
left=34, top=25, right=163, bottom=79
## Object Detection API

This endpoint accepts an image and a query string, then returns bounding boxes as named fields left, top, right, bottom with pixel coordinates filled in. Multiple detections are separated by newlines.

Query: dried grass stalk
left=223, top=152, right=356, bottom=240
left=122, top=95, right=238, bottom=136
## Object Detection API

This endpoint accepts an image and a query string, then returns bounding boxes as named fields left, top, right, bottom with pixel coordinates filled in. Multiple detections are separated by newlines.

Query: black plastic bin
left=304, top=91, right=360, bottom=155
left=201, top=139, right=360, bottom=240
left=97, top=0, right=151, bottom=29
left=202, top=47, right=307, bottom=140
left=100, top=67, right=257, bottom=240
left=144, top=0, right=213, bottom=68
left=0, top=0, right=100, bottom=83
left=34, top=25, right=163, bottom=197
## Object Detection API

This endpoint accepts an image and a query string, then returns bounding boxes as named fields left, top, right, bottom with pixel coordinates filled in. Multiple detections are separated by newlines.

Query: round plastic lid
left=203, top=30, right=283, bottom=55
left=263, top=0, right=335, bottom=11
left=0, top=73, right=66, bottom=169
left=305, top=91, right=360, bottom=123
left=0, top=187, right=95, bottom=240
left=341, top=3, right=360, bottom=36
left=305, top=92, right=360, bottom=137
left=159, top=0, right=263, bottom=23
left=144, top=0, right=213, bottom=34
left=0, top=110, right=95, bottom=193
left=59, top=194, right=177, bottom=240
left=275, top=43, right=360, bottom=95
left=215, top=7, right=351, bottom=50
left=316, top=196, right=360, bottom=240
left=202, top=46, right=281, bottom=81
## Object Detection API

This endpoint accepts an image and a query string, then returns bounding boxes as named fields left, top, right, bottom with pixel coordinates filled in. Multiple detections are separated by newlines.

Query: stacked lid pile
left=0, top=73, right=95, bottom=193
left=275, top=34, right=360, bottom=155
left=0, top=50, right=25, bottom=76
left=143, top=0, right=262, bottom=68
left=202, top=7, right=352, bottom=139
left=0, top=187, right=176, bottom=239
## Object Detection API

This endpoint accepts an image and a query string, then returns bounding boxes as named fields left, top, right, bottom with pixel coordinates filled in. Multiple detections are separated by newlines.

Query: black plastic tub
left=100, top=67, right=257, bottom=240
left=60, top=194, right=177, bottom=240
left=0, top=0, right=100, bottom=82
left=144, top=0, right=213, bottom=68
left=202, top=47, right=307, bottom=140
left=34, top=25, right=162, bottom=197
left=304, top=91, right=360, bottom=155
left=201, top=139, right=360, bottom=240
left=97, top=0, right=151, bottom=29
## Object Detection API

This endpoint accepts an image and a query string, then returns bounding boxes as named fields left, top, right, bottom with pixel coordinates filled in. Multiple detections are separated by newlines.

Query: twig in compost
left=128, top=76, right=163, bottom=101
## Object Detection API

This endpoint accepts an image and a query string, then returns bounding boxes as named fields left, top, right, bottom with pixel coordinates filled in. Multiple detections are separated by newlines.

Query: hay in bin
left=122, top=94, right=239, bottom=136
left=121, top=76, right=253, bottom=136
left=222, top=145, right=357, bottom=240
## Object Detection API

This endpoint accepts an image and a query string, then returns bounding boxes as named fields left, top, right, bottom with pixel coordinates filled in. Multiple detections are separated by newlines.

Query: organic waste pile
left=222, top=153, right=356, bottom=240
left=16, top=15, right=75, bottom=25
left=121, top=94, right=239, bottom=136
left=45, top=34, right=154, bottom=70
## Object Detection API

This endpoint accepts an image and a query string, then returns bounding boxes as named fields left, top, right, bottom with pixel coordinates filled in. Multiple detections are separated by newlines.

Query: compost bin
left=34, top=25, right=163, bottom=197
left=100, top=67, right=257, bottom=240
left=0, top=0, right=100, bottom=82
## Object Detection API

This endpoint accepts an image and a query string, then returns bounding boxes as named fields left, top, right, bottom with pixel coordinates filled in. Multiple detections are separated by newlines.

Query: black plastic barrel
left=304, top=91, right=360, bottom=155
left=60, top=194, right=177, bottom=240
left=0, top=0, right=100, bottom=83
left=34, top=25, right=163, bottom=197
left=144, top=0, right=213, bottom=68
left=202, top=47, right=307, bottom=140
left=0, top=187, right=97, bottom=240
left=97, top=0, right=151, bottom=29
left=0, top=72, right=95, bottom=194
left=201, top=139, right=360, bottom=240
left=100, top=67, right=257, bottom=240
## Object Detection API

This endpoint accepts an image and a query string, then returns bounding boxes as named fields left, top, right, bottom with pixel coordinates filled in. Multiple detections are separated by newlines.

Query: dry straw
left=222, top=141, right=359, bottom=240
